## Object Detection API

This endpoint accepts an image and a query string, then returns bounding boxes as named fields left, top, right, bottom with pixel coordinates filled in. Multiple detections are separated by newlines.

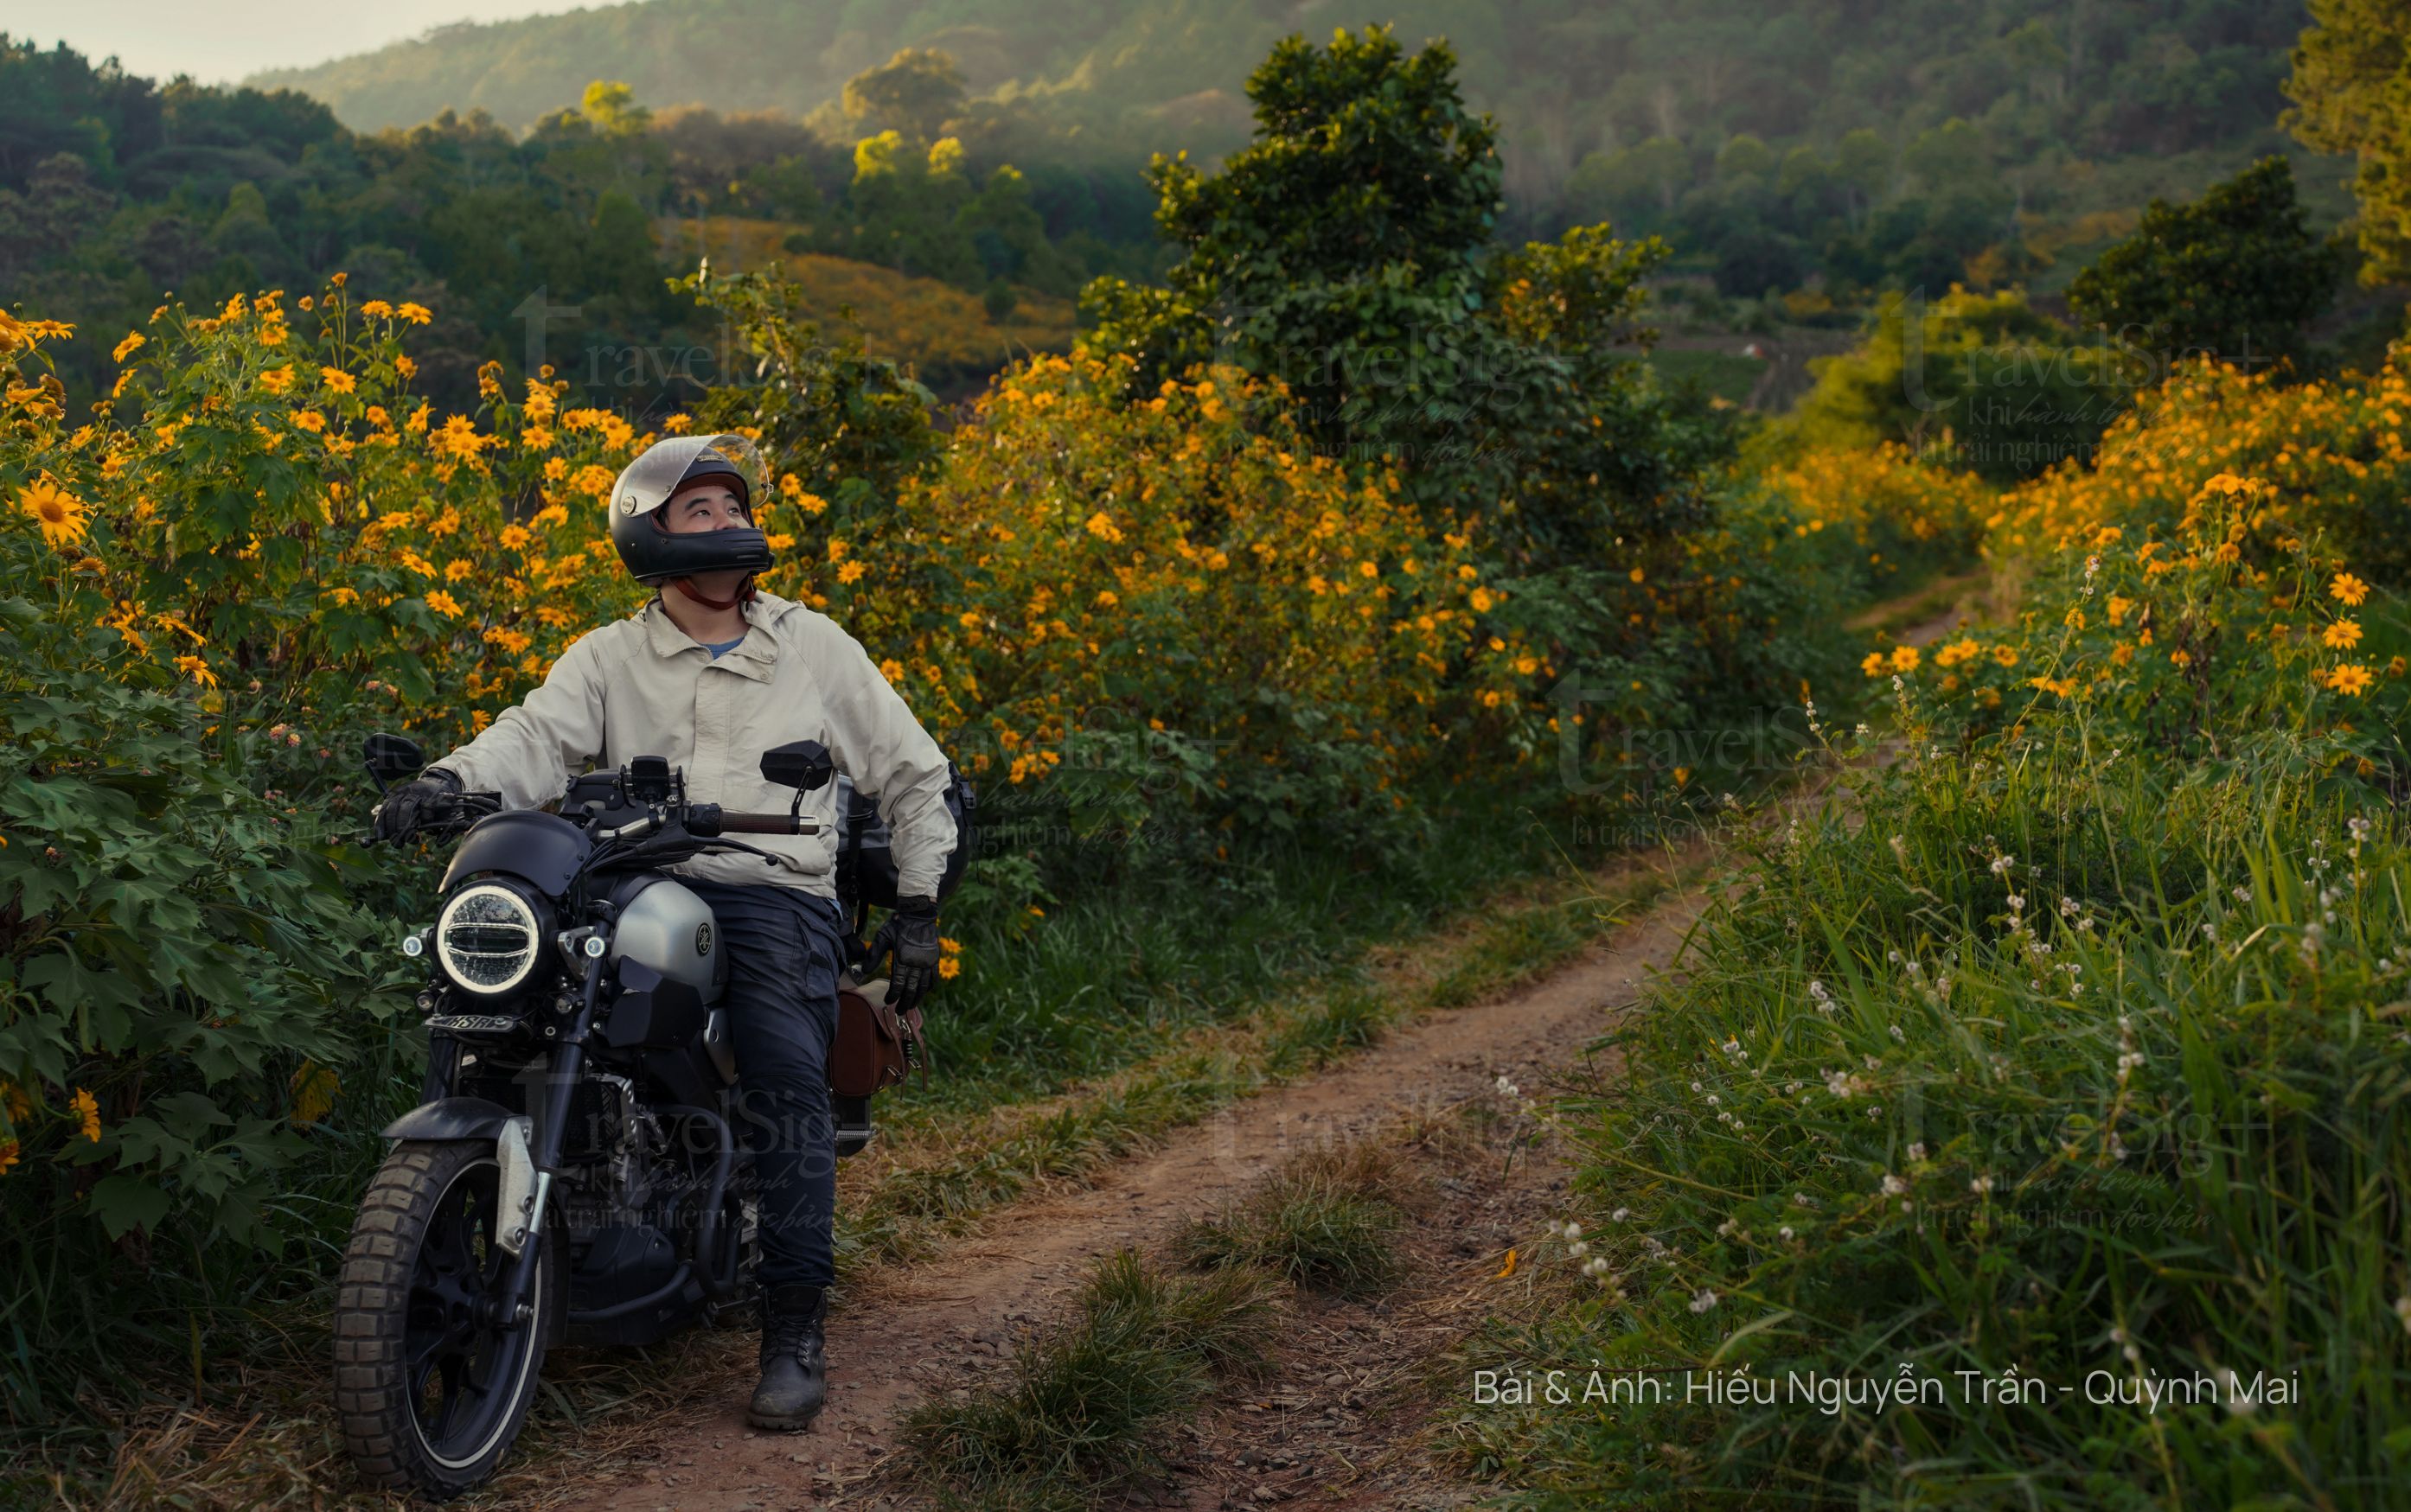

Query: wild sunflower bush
left=1883, top=472, right=2408, bottom=765
left=1749, top=440, right=1990, bottom=596
left=3, top=259, right=1875, bottom=1463
left=701, top=265, right=1856, bottom=845
left=819, top=350, right=1486, bottom=849
left=1464, top=357, right=2411, bottom=1506
left=1990, top=352, right=2411, bottom=579
left=0, top=289, right=681, bottom=1431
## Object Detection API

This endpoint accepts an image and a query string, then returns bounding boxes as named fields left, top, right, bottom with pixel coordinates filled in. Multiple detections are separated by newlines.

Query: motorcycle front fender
left=381, top=1095, right=516, bottom=1142
left=381, top=1099, right=542, bottom=1259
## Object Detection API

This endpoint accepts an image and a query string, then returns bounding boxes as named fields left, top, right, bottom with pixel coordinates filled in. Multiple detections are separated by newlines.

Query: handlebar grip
left=716, top=811, right=821, bottom=836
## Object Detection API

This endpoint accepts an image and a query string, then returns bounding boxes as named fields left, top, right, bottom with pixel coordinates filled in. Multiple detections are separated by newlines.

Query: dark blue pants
left=679, top=879, right=852, bottom=1290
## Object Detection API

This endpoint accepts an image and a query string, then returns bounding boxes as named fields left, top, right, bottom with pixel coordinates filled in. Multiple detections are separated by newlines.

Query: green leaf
left=88, top=1174, right=171, bottom=1240
left=22, top=950, right=143, bottom=1050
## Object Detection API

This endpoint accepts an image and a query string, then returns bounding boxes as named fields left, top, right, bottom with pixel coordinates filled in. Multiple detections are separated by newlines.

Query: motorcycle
left=335, top=731, right=895, bottom=1498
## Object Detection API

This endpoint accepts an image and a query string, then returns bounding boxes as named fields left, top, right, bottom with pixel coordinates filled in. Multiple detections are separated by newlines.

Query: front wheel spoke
left=407, top=1317, right=470, bottom=1383
left=407, top=1342, right=441, bottom=1401
left=426, top=1354, right=466, bottom=1436
left=415, top=1268, right=477, bottom=1313
left=436, top=1204, right=480, bottom=1275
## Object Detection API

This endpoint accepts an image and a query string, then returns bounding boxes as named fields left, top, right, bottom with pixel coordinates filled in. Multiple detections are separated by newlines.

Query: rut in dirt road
left=562, top=869, right=1711, bottom=1511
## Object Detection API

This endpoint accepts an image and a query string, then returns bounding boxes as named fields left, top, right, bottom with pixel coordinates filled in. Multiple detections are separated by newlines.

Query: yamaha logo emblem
left=695, top=922, right=713, bottom=955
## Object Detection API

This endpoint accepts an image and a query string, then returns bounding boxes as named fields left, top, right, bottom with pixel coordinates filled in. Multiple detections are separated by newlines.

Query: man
left=372, top=432, right=957, bottom=1432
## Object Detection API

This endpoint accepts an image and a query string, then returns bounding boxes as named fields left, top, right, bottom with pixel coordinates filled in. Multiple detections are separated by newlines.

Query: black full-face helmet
left=607, top=433, right=777, bottom=587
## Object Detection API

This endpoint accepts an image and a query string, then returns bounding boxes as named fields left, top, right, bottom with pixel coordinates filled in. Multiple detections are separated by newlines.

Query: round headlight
left=435, top=883, right=542, bottom=997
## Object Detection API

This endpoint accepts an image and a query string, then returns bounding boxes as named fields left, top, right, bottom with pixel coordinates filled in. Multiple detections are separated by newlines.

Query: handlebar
left=434, top=792, right=505, bottom=824
left=688, top=805, right=823, bottom=838
left=362, top=788, right=502, bottom=847
left=371, top=789, right=821, bottom=850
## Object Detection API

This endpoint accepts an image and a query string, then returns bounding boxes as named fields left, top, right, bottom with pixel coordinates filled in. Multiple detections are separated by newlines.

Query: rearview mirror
left=362, top=732, right=425, bottom=788
left=761, top=740, right=834, bottom=792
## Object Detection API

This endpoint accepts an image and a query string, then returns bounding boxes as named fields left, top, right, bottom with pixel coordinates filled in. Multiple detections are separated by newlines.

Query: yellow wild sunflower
left=2327, top=663, right=2374, bottom=696
left=17, top=477, right=87, bottom=549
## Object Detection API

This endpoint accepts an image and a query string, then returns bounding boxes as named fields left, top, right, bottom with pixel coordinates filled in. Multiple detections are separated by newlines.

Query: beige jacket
left=428, top=590, right=958, bottom=902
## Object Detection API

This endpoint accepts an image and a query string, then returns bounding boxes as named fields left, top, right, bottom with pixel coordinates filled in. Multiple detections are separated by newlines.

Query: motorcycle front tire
left=334, top=1138, right=553, bottom=1501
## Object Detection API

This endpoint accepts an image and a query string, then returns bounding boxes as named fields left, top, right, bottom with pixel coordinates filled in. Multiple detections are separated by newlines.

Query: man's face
left=662, top=480, right=750, bottom=534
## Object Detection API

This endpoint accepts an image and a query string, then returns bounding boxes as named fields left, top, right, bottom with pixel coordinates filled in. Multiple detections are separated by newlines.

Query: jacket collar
left=639, top=591, right=792, bottom=682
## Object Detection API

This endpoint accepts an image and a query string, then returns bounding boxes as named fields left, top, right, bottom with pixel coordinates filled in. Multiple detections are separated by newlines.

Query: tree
left=2067, top=156, right=2345, bottom=367
left=1717, top=133, right=1773, bottom=182
left=1904, top=118, right=1988, bottom=189
left=844, top=129, right=979, bottom=282
left=2001, top=18, right=2069, bottom=109
left=1082, top=25, right=1723, bottom=569
left=1777, top=145, right=1832, bottom=201
left=841, top=48, right=968, bottom=148
left=1082, top=22, right=1507, bottom=425
left=1162, top=27, right=1499, bottom=292
left=1568, top=137, right=1692, bottom=222
left=2284, top=0, right=2411, bottom=284
left=1832, top=128, right=1894, bottom=227
left=0, top=152, right=112, bottom=279
left=960, top=163, right=1074, bottom=294
left=579, top=80, right=649, bottom=136
left=1793, top=286, right=2123, bottom=482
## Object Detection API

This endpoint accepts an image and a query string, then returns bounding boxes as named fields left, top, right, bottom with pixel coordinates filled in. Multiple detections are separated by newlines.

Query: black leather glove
left=372, top=767, right=462, bottom=844
left=869, top=895, right=942, bottom=1013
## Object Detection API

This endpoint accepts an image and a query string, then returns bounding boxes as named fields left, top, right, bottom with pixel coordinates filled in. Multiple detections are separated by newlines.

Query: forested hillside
left=249, top=0, right=2336, bottom=289
left=0, top=41, right=1148, bottom=414
left=6, top=0, right=2346, bottom=419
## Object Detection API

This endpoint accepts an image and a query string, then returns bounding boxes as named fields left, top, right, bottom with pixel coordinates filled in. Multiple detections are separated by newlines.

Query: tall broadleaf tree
left=2066, top=156, right=2346, bottom=368
left=2285, top=0, right=2411, bottom=284
left=1080, top=24, right=1724, bottom=571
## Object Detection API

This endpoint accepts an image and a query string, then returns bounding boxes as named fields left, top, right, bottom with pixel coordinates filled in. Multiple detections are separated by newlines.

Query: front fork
left=479, top=962, right=604, bottom=1329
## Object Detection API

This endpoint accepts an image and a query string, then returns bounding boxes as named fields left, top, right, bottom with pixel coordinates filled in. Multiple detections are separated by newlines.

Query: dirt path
left=1117, top=1046, right=1616, bottom=1512
left=558, top=587, right=1982, bottom=1512
left=564, top=869, right=1709, bottom=1511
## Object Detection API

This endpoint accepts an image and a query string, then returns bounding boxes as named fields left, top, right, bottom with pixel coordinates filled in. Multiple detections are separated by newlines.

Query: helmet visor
left=611, top=433, right=770, bottom=522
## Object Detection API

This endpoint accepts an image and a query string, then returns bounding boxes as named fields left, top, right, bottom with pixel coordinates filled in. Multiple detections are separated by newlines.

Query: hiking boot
left=834, top=1094, right=874, bottom=1159
left=748, top=1281, right=828, bottom=1430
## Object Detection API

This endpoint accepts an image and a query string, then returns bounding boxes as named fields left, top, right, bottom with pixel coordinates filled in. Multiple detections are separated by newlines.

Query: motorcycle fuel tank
left=607, top=877, right=725, bottom=1004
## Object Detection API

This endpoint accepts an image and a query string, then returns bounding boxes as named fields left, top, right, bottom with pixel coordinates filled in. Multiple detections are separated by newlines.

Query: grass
left=1450, top=521, right=2411, bottom=1504
left=909, top=1129, right=1429, bottom=1508
left=883, top=777, right=1661, bottom=1119
left=1645, top=349, right=1763, bottom=408
left=904, top=1248, right=1283, bottom=1509
left=1173, top=1139, right=1411, bottom=1298
left=831, top=854, right=1685, bottom=1278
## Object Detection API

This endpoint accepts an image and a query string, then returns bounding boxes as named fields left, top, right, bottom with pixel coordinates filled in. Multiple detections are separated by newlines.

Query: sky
left=0, top=0, right=604, bottom=86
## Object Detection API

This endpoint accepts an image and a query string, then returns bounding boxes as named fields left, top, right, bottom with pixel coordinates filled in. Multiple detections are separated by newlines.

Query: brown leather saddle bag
left=830, top=976, right=930, bottom=1099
